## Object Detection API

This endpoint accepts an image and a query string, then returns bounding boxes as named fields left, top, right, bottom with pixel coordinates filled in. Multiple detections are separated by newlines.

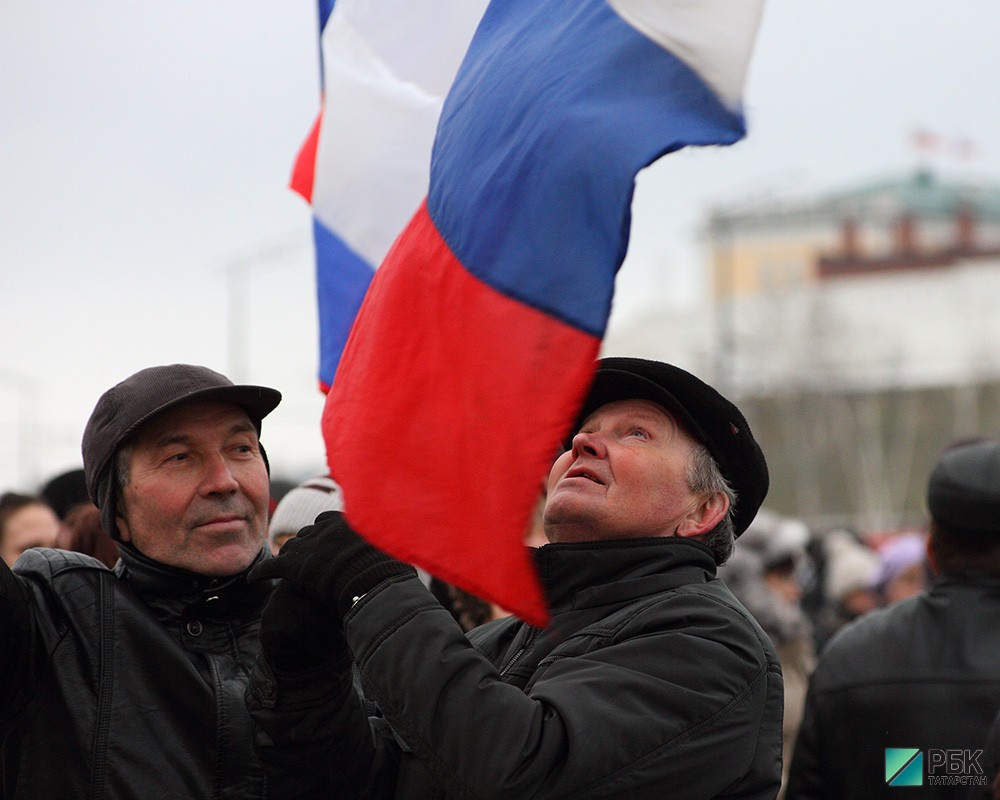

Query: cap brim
left=118, top=384, right=282, bottom=445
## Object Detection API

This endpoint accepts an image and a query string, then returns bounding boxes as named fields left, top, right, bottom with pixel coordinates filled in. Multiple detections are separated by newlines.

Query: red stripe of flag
left=289, top=109, right=323, bottom=203
left=325, top=201, right=599, bottom=625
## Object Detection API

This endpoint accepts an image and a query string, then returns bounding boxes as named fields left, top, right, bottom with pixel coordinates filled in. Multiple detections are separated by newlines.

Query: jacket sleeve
left=347, top=573, right=780, bottom=800
left=0, top=556, right=42, bottom=723
left=971, top=708, right=1000, bottom=800
left=246, top=649, right=403, bottom=800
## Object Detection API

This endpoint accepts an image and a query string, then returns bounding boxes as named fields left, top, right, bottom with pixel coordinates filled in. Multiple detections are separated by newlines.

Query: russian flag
left=322, top=0, right=765, bottom=626
left=292, top=0, right=489, bottom=390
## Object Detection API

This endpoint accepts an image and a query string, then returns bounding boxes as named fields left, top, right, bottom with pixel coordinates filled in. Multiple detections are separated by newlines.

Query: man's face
left=543, top=399, right=704, bottom=544
left=116, top=400, right=269, bottom=576
left=0, top=503, right=60, bottom=566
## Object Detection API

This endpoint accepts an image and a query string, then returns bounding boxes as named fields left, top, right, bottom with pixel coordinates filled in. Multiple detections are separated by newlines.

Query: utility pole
left=223, top=232, right=308, bottom=383
left=0, top=368, right=40, bottom=488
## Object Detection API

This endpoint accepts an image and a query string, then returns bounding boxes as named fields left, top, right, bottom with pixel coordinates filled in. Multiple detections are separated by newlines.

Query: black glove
left=250, top=511, right=416, bottom=619
left=258, top=581, right=349, bottom=673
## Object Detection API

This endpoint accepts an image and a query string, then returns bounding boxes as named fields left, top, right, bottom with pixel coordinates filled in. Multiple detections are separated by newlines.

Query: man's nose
left=199, top=453, right=240, bottom=495
left=571, top=429, right=607, bottom=458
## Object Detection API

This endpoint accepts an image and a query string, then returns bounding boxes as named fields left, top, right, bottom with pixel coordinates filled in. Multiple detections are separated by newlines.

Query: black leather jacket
left=787, top=576, right=1000, bottom=800
left=0, top=545, right=274, bottom=799
left=250, top=537, right=784, bottom=800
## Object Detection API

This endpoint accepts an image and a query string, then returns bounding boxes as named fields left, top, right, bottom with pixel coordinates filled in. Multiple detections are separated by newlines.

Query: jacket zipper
left=89, top=572, right=115, bottom=799
left=498, top=626, right=540, bottom=679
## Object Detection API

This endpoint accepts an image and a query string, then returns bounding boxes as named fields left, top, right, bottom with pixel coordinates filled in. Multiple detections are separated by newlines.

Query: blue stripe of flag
left=428, top=0, right=746, bottom=337
left=313, top=218, right=375, bottom=389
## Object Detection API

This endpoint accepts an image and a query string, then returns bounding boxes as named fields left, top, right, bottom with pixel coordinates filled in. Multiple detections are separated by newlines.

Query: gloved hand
left=250, top=511, right=416, bottom=619
left=259, top=581, right=349, bottom=673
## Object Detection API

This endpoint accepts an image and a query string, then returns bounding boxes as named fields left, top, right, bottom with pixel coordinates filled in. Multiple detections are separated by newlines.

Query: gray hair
left=115, top=444, right=133, bottom=505
left=686, top=443, right=737, bottom=565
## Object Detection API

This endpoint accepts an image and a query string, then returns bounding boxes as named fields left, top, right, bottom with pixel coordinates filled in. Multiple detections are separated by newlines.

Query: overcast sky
left=3, top=1, right=1000, bottom=491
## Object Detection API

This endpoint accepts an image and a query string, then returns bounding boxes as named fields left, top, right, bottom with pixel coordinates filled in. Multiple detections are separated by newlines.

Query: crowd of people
left=1, top=359, right=1000, bottom=799
left=718, top=512, right=933, bottom=798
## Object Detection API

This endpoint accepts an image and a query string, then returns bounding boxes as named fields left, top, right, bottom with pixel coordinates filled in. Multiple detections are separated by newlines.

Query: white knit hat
left=268, top=475, right=344, bottom=547
left=822, top=530, right=880, bottom=603
left=738, top=508, right=810, bottom=569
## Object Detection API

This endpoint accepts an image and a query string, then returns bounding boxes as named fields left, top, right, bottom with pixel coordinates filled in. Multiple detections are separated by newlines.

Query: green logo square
left=886, top=748, right=923, bottom=786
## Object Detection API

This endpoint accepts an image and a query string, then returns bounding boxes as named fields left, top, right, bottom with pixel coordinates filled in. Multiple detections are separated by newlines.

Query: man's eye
left=167, top=452, right=188, bottom=462
left=628, top=428, right=649, bottom=439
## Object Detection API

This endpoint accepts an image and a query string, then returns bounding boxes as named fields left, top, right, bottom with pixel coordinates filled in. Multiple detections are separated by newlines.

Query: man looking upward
left=250, top=357, right=783, bottom=800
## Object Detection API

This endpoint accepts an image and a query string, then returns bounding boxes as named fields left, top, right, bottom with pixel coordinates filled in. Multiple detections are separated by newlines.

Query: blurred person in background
left=267, top=474, right=344, bottom=555
left=788, top=439, right=1000, bottom=799
left=56, top=502, right=118, bottom=569
left=267, top=476, right=298, bottom=519
left=429, top=576, right=509, bottom=632
left=869, top=530, right=928, bottom=607
left=0, top=493, right=60, bottom=567
left=810, top=528, right=880, bottom=652
left=721, top=508, right=815, bottom=799
left=973, top=704, right=1000, bottom=800
left=39, top=467, right=91, bottom=521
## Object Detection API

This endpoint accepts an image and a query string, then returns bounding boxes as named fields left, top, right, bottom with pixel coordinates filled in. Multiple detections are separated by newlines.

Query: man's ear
left=116, top=514, right=133, bottom=543
left=675, top=492, right=730, bottom=539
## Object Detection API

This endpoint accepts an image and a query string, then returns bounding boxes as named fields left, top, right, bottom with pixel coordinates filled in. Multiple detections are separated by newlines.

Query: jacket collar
left=532, top=536, right=717, bottom=612
left=114, top=542, right=273, bottom=619
left=929, top=573, right=1000, bottom=596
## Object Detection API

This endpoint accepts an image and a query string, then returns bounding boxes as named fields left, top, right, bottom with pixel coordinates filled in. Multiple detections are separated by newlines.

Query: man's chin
left=542, top=507, right=604, bottom=544
left=544, top=494, right=599, bottom=526
left=183, top=540, right=262, bottom=577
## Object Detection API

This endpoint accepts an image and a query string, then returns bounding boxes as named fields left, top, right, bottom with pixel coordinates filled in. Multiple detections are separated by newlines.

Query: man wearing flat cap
left=247, top=357, right=783, bottom=799
left=0, top=364, right=281, bottom=798
left=788, top=439, right=1000, bottom=800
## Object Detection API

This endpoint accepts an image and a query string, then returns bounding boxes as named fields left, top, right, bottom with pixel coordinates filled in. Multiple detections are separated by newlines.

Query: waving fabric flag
left=324, top=0, right=765, bottom=626
left=293, top=0, right=489, bottom=390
